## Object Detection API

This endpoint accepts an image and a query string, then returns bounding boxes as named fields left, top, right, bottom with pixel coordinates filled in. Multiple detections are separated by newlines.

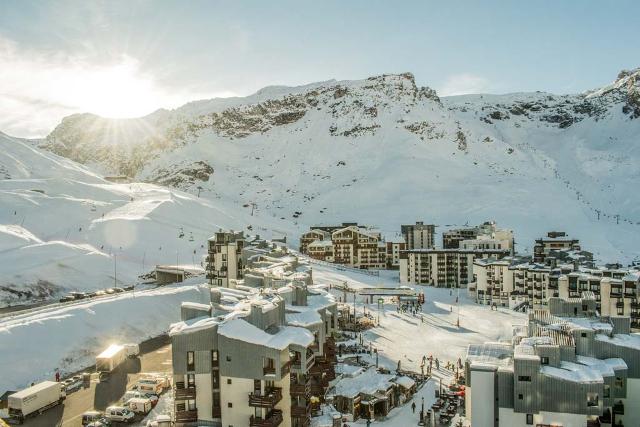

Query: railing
left=290, top=381, right=311, bottom=396
left=249, top=387, right=283, bottom=408
left=175, top=410, right=198, bottom=422
left=249, top=409, right=283, bottom=427
left=212, top=407, right=221, bottom=418
left=613, top=401, right=624, bottom=415
left=174, top=386, right=197, bottom=400
left=291, top=402, right=311, bottom=417
left=264, top=366, right=276, bottom=375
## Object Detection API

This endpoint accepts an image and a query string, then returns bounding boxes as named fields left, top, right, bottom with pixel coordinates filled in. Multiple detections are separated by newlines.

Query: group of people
left=419, top=354, right=464, bottom=377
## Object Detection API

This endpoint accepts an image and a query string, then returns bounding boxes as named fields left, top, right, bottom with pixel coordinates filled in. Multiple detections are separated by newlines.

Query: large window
left=187, top=351, right=195, bottom=371
left=187, top=373, right=195, bottom=387
left=526, top=413, right=533, bottom=424
left=518, top=375, right=532, bottom=382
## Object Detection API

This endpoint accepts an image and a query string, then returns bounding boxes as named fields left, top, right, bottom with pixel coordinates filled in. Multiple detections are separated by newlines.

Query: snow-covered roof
left=541, top=361, right=604, bottom=384
left=218, top=318, right=313, bottom=350
left=466, top=342, right=513, bottom=368
left=576, top=356, right=627, bottom=376
left=181, top=301, right=211, bottom=311
left=331, top=367, right=396, bottom=398
left=393, top=376, right=416, bottom=389
left=595, top=333, right=640, bottom=351
left=286, top=310, right=322, bottom=327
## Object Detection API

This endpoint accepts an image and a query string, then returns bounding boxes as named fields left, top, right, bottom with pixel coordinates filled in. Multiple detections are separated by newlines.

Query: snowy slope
left=0, top=132, right=291, bottom=305
left=41, top=70, right=640, bottom=263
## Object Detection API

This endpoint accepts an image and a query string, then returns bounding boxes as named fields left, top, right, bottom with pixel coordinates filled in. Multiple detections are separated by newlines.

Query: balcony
left=264, top=366, right=276, bottom=375
left=212, top=407, right=221, bottom=418
left=616, top=301, right=625, bottom=309
left=291, top=402, right=311, bottom=417
left=174, top=386, right=197, bottom=400
left=249, top=387, right=283, bottom=408
left=250, top=409, right=283, bottom=427
left=175, top=410, right=198, bottom=422
left=613, top=401, right=624, bottom=415
left=290, top=381, right=311, bottom=396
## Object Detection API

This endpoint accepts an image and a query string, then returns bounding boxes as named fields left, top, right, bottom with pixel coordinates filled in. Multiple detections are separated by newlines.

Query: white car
left=104, top=405, right=135, bottom=423
left=122, top=390, right=158, bottom=406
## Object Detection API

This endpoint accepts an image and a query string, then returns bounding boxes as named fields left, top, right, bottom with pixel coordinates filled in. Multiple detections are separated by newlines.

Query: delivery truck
left=8, top=381, right=66, bottom=423
left=96, top=344, right=127, bottom=375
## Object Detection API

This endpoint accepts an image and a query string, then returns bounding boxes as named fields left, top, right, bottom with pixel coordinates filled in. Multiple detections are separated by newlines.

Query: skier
left=435, top=358, right=440, bottom=370
left=55, top=370, right=60, bottom=382
left=412, top=401, right=416, bottom=413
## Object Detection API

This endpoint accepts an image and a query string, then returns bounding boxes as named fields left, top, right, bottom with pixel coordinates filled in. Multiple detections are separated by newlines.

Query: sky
left=1, top=0, right=639, bottom=138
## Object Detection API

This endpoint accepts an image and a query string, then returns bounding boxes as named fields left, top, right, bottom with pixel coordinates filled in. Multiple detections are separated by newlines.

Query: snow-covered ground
left=0, top=279, right=210, bottom=392
left=312, top=263, right=525, bottom=372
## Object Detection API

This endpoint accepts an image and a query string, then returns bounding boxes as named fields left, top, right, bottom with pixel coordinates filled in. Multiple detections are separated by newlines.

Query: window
left=581, top=332, right=587, bottom=338
left=518, top=376, right=531, bottom=382
left=587, top=392, right=599, bottom=407
left=212, top=350, right=219, bottom=366
left=187, top=374, right=195, bottom=387
left=226, top=355, right=231, bottom=362
left=227, top=378, right=232, bottom=385
left=615, top=377, right=624, bottom=389
left=188, top=399, right=196, bottom=411
left=212, top=371, right=220, bottom=388
left=187, top=351, right=195, bottom=371
left=227, top=402, right=233, bottom=408
left=526, top=413, right=533, bottom=424
left=604, top=385, right=610, bottom=398
left=518, top=394, right=523, bottom=400
left=541, top=357, right=549, bottom=365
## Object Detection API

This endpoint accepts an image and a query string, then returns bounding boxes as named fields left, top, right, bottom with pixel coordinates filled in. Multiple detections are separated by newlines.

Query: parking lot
left=20, top=336, right=172, bottom=427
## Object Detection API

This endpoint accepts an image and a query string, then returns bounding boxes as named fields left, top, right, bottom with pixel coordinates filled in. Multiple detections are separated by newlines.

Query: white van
left=136, top=377, right=164, bottom=395
left=104, top=405, right=135, bottom=423
left=127, top=397, right=152, bottom=414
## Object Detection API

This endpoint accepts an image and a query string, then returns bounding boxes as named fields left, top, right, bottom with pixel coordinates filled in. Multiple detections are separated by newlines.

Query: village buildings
left=172, top=234, right=338, bottom=427
left=465, top=296, right=640, bottom=427
left=299, top=223, right=389, bottom=270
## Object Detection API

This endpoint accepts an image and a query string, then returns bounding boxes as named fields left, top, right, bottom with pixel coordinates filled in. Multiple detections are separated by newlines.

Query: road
left=21, top=336, right=172, bottom=427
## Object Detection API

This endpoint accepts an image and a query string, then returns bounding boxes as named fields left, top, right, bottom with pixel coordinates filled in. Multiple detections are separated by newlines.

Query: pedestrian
left=435, top=358, right=439, bottom=370
left=55, top=370, right=60, bottom=382
left=412, top=401, right=416, bottom=413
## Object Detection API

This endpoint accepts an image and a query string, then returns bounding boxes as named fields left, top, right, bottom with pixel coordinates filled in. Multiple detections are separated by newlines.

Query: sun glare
left=50, top=58, right=169, bottom=119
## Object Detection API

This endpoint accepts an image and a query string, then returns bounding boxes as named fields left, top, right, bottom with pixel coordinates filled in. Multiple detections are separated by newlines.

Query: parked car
left=69, top=292, right=87, bottom=300
left=105, top=288, right=116, bottom=294
left=87, top=418, right=111, bottom=427
left=112, top=287, right=125, bottom=293
left=122, top=390, right=158, bottom=406
left=81, top=410, right=103, bottom=426
left=104, top=406, right=135, bottom=423
left=62, top=376, right=82, bottom=393
left=123, top=285, right=134, bottom=291
left=145, top=414, right=171, bottom=427
left=59, top=296, right=74, bottom=303
left=94, top=290, right=107, bottom=297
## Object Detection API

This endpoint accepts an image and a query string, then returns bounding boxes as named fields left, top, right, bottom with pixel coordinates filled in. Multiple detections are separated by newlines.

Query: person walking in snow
left=435, top=358, right=440, bottom=370
left=412, top=402, right=416, bottom=413
left=55, top=370, right=60, bottom=382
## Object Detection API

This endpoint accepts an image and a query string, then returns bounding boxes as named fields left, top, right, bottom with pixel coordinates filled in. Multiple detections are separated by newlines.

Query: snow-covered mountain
left=0, top=132, right=294, bottom=306
left=40, top=70, right=640, bottom=263
left=2, top=69, right=639, bottom=304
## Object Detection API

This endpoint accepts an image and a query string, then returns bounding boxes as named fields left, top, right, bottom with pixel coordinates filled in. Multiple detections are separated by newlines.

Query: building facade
left=443, top=221, right=514, bottom=254
left=400, top=221, right=435, bottom=250
left=465, top=299, right=640, bottom=427
left=300, top=224, right=386, bottom=269
left=533, top=231, right=582, bottom=263
left=399, top=248, right=510, bottom=287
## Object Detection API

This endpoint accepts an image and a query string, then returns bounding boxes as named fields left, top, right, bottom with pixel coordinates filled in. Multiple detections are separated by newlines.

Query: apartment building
left=400, top=221, right=435, bottom=250
left=558, top=270, right=640, bottom=329
left=384, top=239, right=406, bottom=270
left=300, top=224, right=386, bottom=269
left=170, top=283, right=338, bottom=427
left=399, top=248, right=510, bottom=287
left=206, top=230, right=245, bottom=288
left=465, top=298, right=640, bottom=427
left=443, top=221, right=514, bottom=254
left=533, top=231, right=582, bottom=263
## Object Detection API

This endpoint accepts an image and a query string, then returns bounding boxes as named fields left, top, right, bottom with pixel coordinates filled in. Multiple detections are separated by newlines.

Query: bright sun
left=51, top=57, right=168, bottom=118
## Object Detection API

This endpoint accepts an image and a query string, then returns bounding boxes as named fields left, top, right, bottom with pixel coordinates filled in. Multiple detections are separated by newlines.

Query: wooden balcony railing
left=174, top=386, right=197, bottom=400
left=249, top=387, right=283, bottom=408
left=175, top=410, right=198, bottom=422
left=249, top=409, right=283, bottom=427
left=263, top=366, right=276, bottom=375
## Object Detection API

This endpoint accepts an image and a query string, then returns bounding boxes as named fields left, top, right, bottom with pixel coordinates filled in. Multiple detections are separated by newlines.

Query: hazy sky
left=1, top=0, right=639, bottom=138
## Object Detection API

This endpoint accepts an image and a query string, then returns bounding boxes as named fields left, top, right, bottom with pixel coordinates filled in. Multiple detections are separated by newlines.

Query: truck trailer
left=8, top=381, right=66, bottom=423
left=96, top=344, right=127, bottom=374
